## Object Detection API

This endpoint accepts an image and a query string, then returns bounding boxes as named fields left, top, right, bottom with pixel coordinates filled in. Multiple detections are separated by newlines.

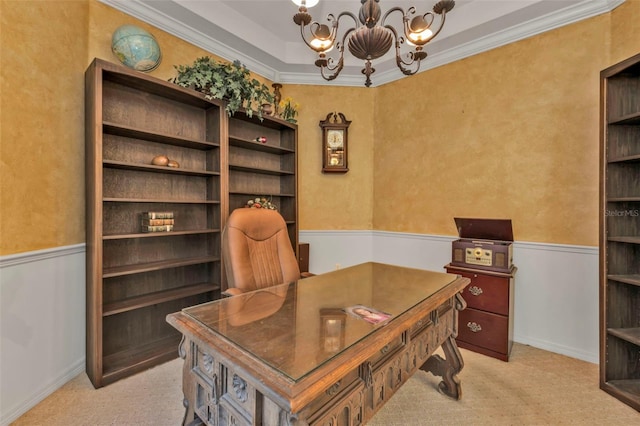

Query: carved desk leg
left=421, top=335, right=464, bottom=400
left=421, top=294, right=466, bottom=400
left=178, top=336, right=203, bottom=426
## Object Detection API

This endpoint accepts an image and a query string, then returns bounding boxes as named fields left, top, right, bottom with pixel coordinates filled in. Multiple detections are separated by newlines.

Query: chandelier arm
left=380, top=6, right=407, bottom=26
left=425, top=10, right=449, bottom=42
left=299, top=23, right=322, bottom=51
left=396, top=53, right=422, bottom=75
left=322, top=41, right=347, bottom=72
left=319, top=56, right=345, bottom=81
left=336, top=11, right=360, bottom=27
left=385, top=24, right=422, bottom=74
left=298, top=17, right=338, bottom=52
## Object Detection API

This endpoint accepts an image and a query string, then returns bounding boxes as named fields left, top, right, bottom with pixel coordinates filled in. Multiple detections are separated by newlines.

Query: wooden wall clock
left=319, top=112, right=351, bottom=173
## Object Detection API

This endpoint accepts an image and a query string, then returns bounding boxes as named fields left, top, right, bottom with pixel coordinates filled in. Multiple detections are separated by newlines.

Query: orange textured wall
left=2, top=1, right=639, bottom=255
left=0, top=1, right=273, bottom=255
left=372, top=11, right=620, bottom=246
left=610, top=0, right=640, bottom=66
left=1, top=0, right=89, bottom=255
left=284, top=85, right=375, bottom=230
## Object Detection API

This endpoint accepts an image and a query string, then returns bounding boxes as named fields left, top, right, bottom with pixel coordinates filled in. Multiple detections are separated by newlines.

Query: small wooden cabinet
left=599, top=53, right=640, bottom=411
left=445, top=264, right=516, bottom=361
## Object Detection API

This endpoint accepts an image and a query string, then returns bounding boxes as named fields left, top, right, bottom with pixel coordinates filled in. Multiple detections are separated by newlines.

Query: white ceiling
left=101, top=0, right=624, bottom=87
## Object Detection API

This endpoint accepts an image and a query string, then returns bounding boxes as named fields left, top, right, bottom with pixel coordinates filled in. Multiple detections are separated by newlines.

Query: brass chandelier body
left=293, top=0, right=455, bottom=87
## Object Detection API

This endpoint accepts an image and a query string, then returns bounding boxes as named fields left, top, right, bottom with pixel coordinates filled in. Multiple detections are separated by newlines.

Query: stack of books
left=141, top=212, right=174, bottom=232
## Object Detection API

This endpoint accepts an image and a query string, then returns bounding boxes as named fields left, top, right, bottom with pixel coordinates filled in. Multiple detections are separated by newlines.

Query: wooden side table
left=445, top=264, right=516, bottom=361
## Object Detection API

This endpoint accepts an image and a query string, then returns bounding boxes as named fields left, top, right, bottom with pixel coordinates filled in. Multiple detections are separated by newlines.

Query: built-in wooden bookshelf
left=85, top=58, right=299, bottom=387
left=227, top=112, right=298, bottom=247
left=599, top=52, right=640, bottom=412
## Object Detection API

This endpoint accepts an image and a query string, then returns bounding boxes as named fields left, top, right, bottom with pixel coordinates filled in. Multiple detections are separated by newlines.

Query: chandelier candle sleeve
left=292, top=0, right=455, bottom=87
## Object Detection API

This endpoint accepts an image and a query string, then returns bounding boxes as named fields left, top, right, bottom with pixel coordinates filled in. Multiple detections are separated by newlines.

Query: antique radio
left=451, top=218, right=514, bottom=273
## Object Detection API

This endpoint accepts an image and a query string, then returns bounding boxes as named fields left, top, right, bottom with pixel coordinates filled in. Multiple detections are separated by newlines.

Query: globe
left=111, top=25, right=161, bottom=72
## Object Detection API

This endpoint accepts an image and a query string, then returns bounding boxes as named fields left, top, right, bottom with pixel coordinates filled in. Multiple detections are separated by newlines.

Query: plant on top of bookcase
left=170, top=56, right=274, bottom=120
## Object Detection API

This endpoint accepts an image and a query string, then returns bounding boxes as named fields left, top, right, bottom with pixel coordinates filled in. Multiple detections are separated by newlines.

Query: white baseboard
left=0, top=358, right=86, bottom=426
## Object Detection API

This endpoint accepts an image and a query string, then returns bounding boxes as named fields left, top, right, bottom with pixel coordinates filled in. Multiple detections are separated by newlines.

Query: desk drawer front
left=455, top=271, right=509, bottom=315
left=410, top=296, right=453, bottom=337
left=457, top=308, right=508, bottom=354
left=309, top=381, right=365, bottom=426
left=303, top=369, right=361, bottom=418
left=368, top=334, right=405, bottom=369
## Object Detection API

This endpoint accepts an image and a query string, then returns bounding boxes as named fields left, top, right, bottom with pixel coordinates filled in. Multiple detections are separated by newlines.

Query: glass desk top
left=182, top=262, right=459, bottom=382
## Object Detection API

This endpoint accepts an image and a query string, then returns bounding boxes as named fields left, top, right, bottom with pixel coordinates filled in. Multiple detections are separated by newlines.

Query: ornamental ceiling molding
left=100, top=0, right=624, bottom=88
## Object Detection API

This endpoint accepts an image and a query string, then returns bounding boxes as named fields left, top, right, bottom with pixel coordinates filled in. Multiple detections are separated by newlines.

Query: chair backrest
left=222, top=208, right=301, bottom=294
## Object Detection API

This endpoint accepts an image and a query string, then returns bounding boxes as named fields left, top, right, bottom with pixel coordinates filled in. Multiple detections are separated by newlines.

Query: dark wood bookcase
left=85, top=58, right=299, bottom=387
left=599, top=52, right=640, bottom=411
left=227, top=113, right=298, bottom=246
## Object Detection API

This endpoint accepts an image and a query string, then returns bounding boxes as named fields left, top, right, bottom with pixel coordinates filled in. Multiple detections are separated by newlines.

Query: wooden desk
left=166, top=262, right=469, bottom=426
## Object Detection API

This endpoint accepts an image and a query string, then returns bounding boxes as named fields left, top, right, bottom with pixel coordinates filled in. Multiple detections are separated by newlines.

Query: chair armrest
left=221, top=288, right=245, bottom=297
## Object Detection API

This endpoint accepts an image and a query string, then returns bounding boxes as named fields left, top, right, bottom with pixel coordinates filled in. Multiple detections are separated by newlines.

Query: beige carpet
left=12, top=344, right=639, bottom=425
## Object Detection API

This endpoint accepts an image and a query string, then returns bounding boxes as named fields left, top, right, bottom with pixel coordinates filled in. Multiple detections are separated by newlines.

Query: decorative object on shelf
left=279, top=97, right=299, bottom=123
left=151, top=155, right=180, bottom=168
left=141, top=211, right=175, bottom=233
left=261, top=103, right=273, bottom=116
left=255, top=136, right=268, bottom=144
left=245, top=197, right=277, bottom=210
left=291, top=0, right=455, bottom=87
left=151, top=155, right=169, bottom=166
left=170, top=56, right=274, bottom=119
left=319, top=112, right=350, bottom=173
left=272, top=83, right=283, bottom=117
left=111, top=24, right=161, bottom=72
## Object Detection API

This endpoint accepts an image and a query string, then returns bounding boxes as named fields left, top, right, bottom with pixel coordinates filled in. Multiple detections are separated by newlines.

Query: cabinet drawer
left=457, top=308, right=508, bottom=355
left=452, top=270, right=509, bottom=315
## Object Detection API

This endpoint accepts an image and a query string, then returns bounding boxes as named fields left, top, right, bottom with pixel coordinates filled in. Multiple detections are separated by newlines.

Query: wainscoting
left=0, top=232, right=599, bottom=425
left=0, top=244, right=86, bottom=426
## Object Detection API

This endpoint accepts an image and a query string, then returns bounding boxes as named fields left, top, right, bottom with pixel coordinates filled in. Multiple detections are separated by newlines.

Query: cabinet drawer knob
left=467, top=322, right=482, bottom=333
left=468, top=286, right=483, bottom=296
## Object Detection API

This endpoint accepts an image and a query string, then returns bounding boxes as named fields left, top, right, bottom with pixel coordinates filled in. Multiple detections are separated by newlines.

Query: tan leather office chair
left=222, top=208, right=310, bottom=296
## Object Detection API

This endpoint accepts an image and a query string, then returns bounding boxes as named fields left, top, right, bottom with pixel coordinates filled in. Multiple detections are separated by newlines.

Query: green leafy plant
left=170, top=57, right=274, bottom=119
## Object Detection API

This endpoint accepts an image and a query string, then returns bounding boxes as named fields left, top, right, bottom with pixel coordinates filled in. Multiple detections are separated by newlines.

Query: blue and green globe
left=111, top=25, right=161, bottom=72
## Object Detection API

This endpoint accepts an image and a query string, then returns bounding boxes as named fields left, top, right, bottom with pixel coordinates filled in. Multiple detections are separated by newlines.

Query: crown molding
left=100, top=0, right=282, bottom=81
left=99, top=0, right=625, bottom=87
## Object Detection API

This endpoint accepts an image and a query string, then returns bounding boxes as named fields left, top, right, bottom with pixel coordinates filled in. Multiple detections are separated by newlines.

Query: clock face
left=327, top=130, right=344, bottom=149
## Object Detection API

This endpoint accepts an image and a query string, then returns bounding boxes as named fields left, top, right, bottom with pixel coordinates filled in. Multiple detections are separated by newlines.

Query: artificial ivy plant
left=170, top=57, right=274, bottom=119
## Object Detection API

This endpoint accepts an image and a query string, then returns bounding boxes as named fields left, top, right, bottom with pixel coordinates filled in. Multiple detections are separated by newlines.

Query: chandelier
left=292, top=0, right=455, bottom=87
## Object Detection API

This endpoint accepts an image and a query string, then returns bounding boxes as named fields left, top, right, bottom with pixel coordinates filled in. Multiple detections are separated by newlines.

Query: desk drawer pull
left=467, top=322, right=482, bottom=333
left=468, top=286, right=483, bottom=296
left=380, top=344, right=390, bottom=354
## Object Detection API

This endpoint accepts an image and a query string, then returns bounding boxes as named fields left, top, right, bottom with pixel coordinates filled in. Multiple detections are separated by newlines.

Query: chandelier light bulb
left=310, top=38, right=334, bottom=51
left=407, top=28, right=433, bottom=44
left=310, top=23, right=334, bottom=52
left=291, top=0, right=320, bottom=8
